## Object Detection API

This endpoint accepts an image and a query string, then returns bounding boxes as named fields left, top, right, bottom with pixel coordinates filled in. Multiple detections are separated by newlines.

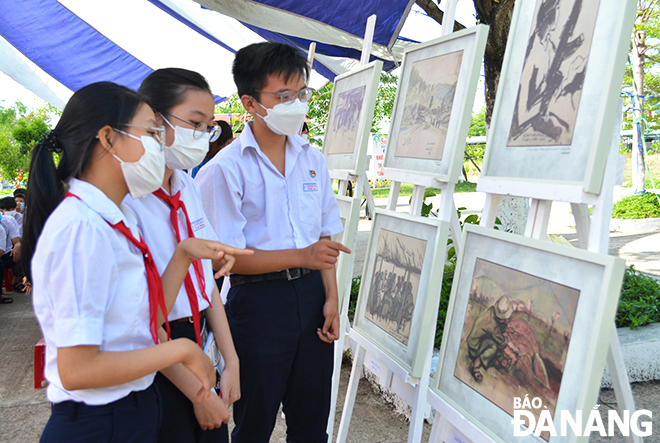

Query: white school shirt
left=32, top=179, right=155, bottom=405
left=195, top=121, right=343, bottom=251
left=0, top=223, right=6, bottom=255
left=0, top=215, right=19, bottom=252
left=123, top=170, right=216, bottom=321
left=5, top=210, right=23, bottom=236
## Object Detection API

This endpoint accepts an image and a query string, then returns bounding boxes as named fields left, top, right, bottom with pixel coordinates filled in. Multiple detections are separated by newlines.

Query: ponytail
left=21, top=82, right=142, bottom=281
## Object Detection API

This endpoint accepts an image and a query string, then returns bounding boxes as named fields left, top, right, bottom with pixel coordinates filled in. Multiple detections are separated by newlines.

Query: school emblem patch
left=309, top=170, right=316, bottom=178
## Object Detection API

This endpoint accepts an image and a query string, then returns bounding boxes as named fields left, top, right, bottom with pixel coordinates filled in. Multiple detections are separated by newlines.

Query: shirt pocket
left=298, top=181, right=322, bottom=242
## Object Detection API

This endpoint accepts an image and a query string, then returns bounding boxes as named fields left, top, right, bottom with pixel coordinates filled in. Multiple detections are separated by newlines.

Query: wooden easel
left=427, top=107, right=643, bottom=443
left=336, top=3, right=466, bottom=442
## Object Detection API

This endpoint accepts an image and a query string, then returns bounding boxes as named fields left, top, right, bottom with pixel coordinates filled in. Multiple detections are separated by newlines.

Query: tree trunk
left=474, top=0, right=529, bottom=233
left=632, top=24, right=647, bottom=193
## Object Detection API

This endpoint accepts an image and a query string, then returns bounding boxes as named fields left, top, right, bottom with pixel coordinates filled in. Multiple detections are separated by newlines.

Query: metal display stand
left=427, top=107, right=643, bottom=443
left=336, top=3, right=464, bottom=442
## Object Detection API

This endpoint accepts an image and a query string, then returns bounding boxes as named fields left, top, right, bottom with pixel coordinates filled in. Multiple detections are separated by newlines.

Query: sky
left=0, top=0, right=483, bottom=114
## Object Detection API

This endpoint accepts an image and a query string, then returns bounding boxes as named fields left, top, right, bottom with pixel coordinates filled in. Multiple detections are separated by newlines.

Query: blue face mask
left=19, top=202, right=24, bottom=211
left=0, top=213, right=3, bottom=222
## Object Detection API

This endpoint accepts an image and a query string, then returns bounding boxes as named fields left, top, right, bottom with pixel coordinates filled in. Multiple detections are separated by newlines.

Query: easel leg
left=607, top=328, right=642, bottom=443
left=571, top=203, right=590, bottom=249
left=479, top=194, right=501, bottom=228
left=387, top=181, right=402, bottom=211
left=336, top=344, right=366, bottom=443
left=327, top=312, right=349, bottom=441
left=428, top=411, right=448, bottom=443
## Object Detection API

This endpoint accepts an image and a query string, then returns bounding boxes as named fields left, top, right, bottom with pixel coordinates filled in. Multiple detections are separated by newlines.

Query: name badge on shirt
left=191, top=217, right=206, bottom=232
left=302, top=182, right=318, bottom=192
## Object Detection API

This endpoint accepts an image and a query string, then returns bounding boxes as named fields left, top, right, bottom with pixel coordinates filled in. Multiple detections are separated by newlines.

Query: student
left=14, top=188, right=26, bottom=214
left=22, top=82, right=248, bottom=443
left=0, top=196, right=24, bottom=231
left=190, top=120, right=233, bottom=179
left=0, top=205, right=21, bottom=292
left=196, top=42, right=350, bottom=443
left=123, top=68, right=239, bottom=443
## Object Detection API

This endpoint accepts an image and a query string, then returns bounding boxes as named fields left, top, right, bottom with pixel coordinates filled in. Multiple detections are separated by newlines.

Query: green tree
left=0, top=101, right=55, bottom=184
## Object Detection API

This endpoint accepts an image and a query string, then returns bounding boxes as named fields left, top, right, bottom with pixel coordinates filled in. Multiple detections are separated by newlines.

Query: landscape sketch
left=326, top=85, right=367, bottom=155
left=508, top=0, right=600, bottom=147
left=454, top=258, right=580, bottom=440
left=394, top=50, right=463, bottom=160
left=365, top=229, right=427, bottom=345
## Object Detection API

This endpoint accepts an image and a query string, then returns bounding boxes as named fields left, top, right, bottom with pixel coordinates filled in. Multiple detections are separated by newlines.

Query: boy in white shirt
left=196, top=42, right=350, bottom=442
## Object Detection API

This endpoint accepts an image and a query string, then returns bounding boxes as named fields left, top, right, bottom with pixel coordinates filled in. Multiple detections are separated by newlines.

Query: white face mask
left=254, top=98, right=308, bottom=136
left=112, top=132, right=166, bottom=199
left=161, top=115, right=210, bottom=169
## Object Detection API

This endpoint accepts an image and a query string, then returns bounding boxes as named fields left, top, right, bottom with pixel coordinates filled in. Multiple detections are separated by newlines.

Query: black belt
left=230, top=267, right=311, bottom=287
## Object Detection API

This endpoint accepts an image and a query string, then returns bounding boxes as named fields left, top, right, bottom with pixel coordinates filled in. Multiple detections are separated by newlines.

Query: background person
left=190, top=120, right=233, bottom=179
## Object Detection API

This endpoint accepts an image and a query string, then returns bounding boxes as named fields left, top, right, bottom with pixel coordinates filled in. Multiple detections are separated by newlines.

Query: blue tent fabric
left=0, top=0, right=153, bottom=93
left=237, top=0, right=412, bottom=48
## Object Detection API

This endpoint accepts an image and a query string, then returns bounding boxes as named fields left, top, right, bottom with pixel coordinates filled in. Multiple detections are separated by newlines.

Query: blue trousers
left=40, top=384, right=161, bottom=443
left=226, top=270, right=334, bottom=443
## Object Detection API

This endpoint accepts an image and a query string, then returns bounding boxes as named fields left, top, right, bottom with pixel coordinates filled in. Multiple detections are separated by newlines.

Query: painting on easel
left=394, top=50, right=463, bottom=161
left=454, top=258, right=579, bottom=441
left=433, top=225, right=626, bottom=442
left=380, top=25, right=489, bottom=185
left=508, top=0, right=600, bottom=147
left=322, top=61, right=382, bottom=175
left=480, top=0, right=636, bottom=194
left=352, top=209, right=449, bottom=377
left=365, top=229, right=426, bottom=346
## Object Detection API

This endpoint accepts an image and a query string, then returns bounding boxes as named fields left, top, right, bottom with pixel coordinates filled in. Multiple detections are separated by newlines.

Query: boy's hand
left=317, top=297, right=340, bottom=343
left=304, top=239, right=351, bottom=270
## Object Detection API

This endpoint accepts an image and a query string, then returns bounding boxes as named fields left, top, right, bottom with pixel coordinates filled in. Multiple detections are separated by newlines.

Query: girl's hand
left=178, top=239, right=252, bottom=277
left=177, top=339, right=216, bottom=403
left=193, top=390, right=231, bottom=429
left=219, top=361, right=241, bottom=407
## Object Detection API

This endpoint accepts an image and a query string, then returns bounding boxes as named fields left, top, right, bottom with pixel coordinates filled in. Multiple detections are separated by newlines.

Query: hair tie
left=44, top=130, right=62, bottom=153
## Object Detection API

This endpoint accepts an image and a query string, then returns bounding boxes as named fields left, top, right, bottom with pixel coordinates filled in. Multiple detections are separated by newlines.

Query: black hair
left=138, top=68, right=212, bottom=116
left=301, top=122, right=309, bottom=133
left=13, top=188, right=26, bottom=199
left=22, top=82, right=143, bottom=281
left=214, top=120, right=233, bottom=148
left=232, top=42, right=310, bottom=99
left=0, top=197, right=16, bottom=211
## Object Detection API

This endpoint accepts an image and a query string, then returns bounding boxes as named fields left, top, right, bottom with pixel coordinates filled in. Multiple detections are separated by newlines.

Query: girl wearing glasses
left=122, top=68, right=240, bottom=443
left=22, top=82, right=250, bottom=442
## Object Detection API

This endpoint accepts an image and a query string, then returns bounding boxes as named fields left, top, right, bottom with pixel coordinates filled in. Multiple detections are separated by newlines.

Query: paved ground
left=2, top=187, right=660, bottom=442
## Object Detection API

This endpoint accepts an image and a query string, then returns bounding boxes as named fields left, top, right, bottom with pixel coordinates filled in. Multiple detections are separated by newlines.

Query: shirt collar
left=68, top=178, right=136, bottom=227
left=239, top=121, right=307, bottom=157
left=164, top=169, right=186, bottom=196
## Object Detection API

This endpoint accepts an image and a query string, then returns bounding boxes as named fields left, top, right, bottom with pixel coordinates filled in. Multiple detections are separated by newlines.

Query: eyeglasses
left=163, top=113, right=221, bottom=142
left=115, top=124, right=166, bottom=151
left=252, top=87, right=314, bottom=104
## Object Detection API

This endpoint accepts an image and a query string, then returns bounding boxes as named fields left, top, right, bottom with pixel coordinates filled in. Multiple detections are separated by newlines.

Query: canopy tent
left=0, top=0, right=417, bottom=110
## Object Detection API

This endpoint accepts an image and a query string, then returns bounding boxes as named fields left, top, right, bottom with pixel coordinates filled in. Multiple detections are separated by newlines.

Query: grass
left=366, top=180, right=478, bottom=199
left=622, top=151, right=660, bottom=189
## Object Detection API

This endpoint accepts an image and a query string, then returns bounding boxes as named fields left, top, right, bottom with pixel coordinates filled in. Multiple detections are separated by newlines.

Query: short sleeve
left=0, top=224, right=6, bottom=254
left=46, top=221, right=117, bottom=347
left=5, top=217, right=19, bottom=240
left=196, top=155, right=248, bottom=248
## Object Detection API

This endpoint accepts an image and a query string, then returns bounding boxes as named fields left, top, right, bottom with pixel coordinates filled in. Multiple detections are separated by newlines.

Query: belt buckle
left=286, top=268, right=300, bottom=281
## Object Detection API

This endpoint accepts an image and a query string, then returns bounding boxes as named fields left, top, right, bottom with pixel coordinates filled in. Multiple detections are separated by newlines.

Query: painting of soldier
left=394, top=50, right=463, bottom=160
left=365, top=229, right=426, bottom=345
left=326, top=85, right=367, bottom=155
left=454, top=258, right=579, bottom=439
left=508, top=0, right=600, bottom=147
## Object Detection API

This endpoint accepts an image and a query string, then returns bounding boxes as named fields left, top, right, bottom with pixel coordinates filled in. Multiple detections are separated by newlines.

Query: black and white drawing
left=394, top=50, right=463, bottom=160
left=508, top=0, right=600, bottom=146
left=326, top=85, right=367, bottom=155
left=365, top=229, right=427, bottom=345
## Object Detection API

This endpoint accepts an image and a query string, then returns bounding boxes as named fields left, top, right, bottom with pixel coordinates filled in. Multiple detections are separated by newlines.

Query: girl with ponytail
left=22, top=82, right=251, bottom=443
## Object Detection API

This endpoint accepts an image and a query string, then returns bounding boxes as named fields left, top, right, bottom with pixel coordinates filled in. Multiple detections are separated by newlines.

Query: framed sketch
left=352, top=209, right=450, bottom=377
left=323, top=60, right=383, bottom=175
left=479, top=0, right=636, bottom=195
left=380, top=25, right=488, bottom=186
left=432, top=225, right=625, bottom=442
left=334, top=194, right=361, bottom=310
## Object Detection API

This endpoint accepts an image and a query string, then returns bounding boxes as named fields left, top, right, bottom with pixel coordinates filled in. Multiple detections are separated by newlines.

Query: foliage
left=214, top=94, right=249, bottom=133
left=616, top=265, right=660, bottom=329
left=347, top=276, right=361, bottom=322
left=611, top=192, right=660, bottom=219
left=467, top=106, right=487, bottom=137
left=0, top=101, right=55, bottom=184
